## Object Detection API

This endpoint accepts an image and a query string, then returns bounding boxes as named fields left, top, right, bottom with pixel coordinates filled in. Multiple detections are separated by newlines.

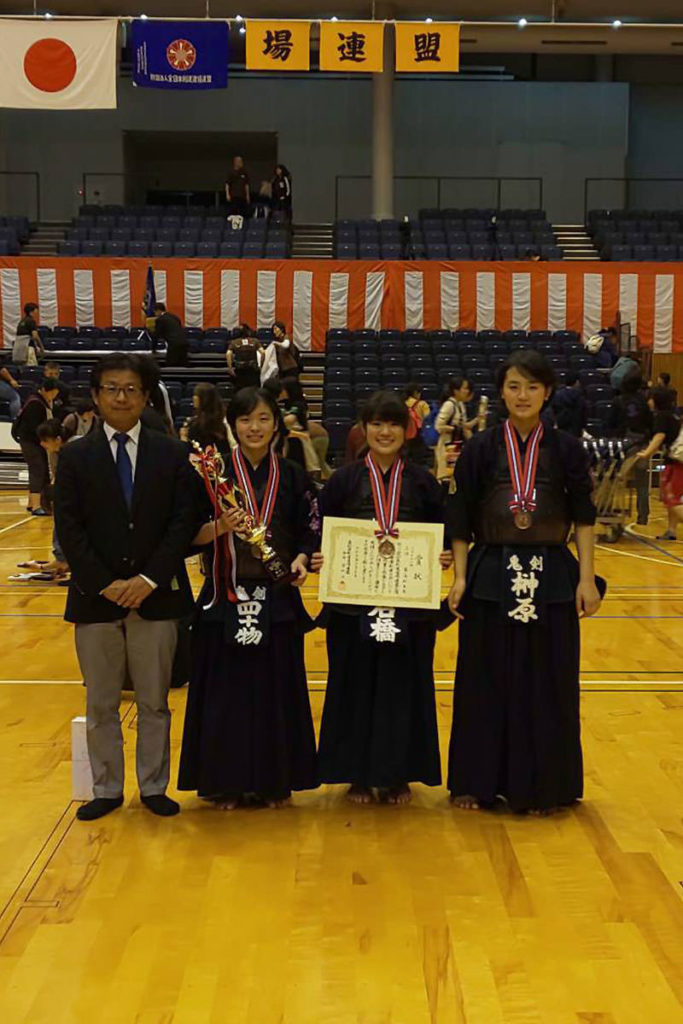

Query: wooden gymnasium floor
left=0, top=489, right=682, bottom=1024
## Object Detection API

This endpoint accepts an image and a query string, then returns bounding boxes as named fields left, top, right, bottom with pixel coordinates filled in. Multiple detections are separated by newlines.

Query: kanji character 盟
left=414, top=32, right=441, bottom=62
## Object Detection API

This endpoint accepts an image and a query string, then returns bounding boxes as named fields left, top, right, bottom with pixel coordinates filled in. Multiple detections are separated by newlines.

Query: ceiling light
left=425, top=17, right=433, bottom=23
left=612, top=19, right=622, bottom=28
left=140, top=13, right=148, bottom=19
left=239, top=25, right=246, bottom=34
left=44, top=10, right=53, bottom=16
left=235, top=14, right=243, bottom=21
left=330, top=16, right=338, bottom=21
left=518, top=17, right=528, bottom=28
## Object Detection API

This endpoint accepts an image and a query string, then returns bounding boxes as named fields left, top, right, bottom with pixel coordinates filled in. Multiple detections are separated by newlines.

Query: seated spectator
left=585, top=331, right=617, bottom=370
left=181, top=383, right=228, bottom=449
left=12, top=302, right=44, bottom=366
left=36, top=420, right=69, bottom=578
left=552, top=373, right=587, bottom=437
left=610, top=352, right=641, bottom=392
left=0, top=366, right=21, bottom=420
left=62, top=398, right=98, bottom=441
left=12, top=377, right=61, bottom=515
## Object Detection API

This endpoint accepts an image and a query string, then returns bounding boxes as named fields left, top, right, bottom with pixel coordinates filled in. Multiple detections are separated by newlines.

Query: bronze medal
left=378, top=538, right=395, bottom=558
left=514, top=511, right=533, bottom=531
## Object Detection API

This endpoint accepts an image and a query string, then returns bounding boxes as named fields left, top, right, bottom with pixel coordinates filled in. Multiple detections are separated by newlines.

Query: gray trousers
left=75, top=612, right=178, bottom=799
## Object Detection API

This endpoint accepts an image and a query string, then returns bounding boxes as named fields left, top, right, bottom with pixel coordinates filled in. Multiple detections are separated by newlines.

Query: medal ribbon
left=365, top=454, right=404, bottom=541
left=503, top=420, right=544, bottom=514
left=192, top=446, right=239, bottom=607
left=231, top=448, right=280, bottom=528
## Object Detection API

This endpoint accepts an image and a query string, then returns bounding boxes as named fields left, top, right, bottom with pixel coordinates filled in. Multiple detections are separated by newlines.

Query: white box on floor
left=71, top=716, right=93, bottom=801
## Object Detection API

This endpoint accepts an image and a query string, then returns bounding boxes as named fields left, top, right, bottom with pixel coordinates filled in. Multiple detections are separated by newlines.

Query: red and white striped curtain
left=1, top=257, right=681, bottom=352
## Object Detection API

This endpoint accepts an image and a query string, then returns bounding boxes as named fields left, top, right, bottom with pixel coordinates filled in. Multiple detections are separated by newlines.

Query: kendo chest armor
left=475, top=442, right=572, bottom=546
left=344, top=468, right=422, bottom=523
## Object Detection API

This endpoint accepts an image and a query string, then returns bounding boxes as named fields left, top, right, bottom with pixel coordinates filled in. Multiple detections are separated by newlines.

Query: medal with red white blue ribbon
left=231, top=447, right=280, bottom=542
left=503, top=419, right=544, bottom=531
left=365, top=453, right=404, bottom=556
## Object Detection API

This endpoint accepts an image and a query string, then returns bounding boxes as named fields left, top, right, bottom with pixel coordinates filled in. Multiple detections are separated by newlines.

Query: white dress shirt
left=102, top=419, right=156, bottom=590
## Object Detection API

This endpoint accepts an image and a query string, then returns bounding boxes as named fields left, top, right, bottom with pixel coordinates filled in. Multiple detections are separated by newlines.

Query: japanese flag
left=0, top=19, right=118, bottom=109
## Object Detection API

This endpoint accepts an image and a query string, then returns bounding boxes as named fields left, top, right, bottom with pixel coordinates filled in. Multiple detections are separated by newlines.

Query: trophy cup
left=189, top=444, right=291, bottom=582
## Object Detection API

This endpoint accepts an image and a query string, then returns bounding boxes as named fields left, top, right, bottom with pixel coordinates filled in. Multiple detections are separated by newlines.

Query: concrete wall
left=0, top=76, right=630, bottom=224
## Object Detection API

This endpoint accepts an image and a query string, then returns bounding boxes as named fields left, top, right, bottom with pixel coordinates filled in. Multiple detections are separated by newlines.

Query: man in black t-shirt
left=225, top=155, right=250, bottom=219
left=153, top=303, right=188, bottom=367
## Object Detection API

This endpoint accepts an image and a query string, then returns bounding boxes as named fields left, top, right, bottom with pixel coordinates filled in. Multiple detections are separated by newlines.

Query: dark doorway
left=123, top=130, right=278, bottom=208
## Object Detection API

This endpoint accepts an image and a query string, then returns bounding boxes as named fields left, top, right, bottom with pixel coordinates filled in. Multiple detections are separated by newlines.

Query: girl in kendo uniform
left=447, top=350, right=604, bottom=815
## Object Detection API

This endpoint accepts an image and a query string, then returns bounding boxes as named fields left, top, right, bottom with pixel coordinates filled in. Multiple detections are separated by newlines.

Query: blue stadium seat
left=541, top=245, right=563, bottom=260
left=242, top=243, right=264, bottom=258
left=105, top=241, right=126, bottom=256
left=220, top=242, right=242, bottom=258
left=151, top=242, right=172, bottom=258
left=58, top=240, right=80, bottom=256
left=554, top=330, right=580, bottom=345
left=656, top=245, right=677, bottom=261
left=111, top=228, right=132, bottom=242
left=174, top=242, right=196, bottom=257
left=359, top=245, right=381, bottom=259
left=90, top=227, right=109, bottom=241
left=128, top=241, right=150, bottom=257
left=449, top=244, right=471, bottom=260
left=179, top=228, right=200, bottom=242
left=265, top=243, right=288, bottom=258
left=197, top=242, right=218, bottom=258
left=81, top=241, right=103, bottom=256
left=156, top=228, right=177, bottom=242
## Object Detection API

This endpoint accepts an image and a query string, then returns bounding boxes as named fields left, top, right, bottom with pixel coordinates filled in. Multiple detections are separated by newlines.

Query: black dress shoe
left=141, top=793, right=180, bottom=817
left=76, top=796, right=123, bottom=821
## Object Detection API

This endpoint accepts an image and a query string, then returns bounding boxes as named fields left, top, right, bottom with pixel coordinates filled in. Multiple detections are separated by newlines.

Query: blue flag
left=132, top=20, right=229, bottom=90
left=143, top=265, right=156, bottom=318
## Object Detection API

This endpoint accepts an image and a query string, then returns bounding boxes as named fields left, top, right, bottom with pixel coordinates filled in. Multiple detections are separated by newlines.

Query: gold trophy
left=189, top=443, right=291, bottom=582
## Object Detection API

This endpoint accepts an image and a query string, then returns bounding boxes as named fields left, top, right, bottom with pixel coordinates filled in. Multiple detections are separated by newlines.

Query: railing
left=0, top=171, right=41, bottom=223
left=334, top=175, right=544, bottom=220
left=584, top=177, right=683, bottom=220
left=82, top=173, right=227, bottom=211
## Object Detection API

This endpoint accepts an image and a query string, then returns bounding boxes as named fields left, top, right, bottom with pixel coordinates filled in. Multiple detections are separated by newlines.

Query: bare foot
left=346, top=785, right=374, bottom=805
left=450, top=794, right=480, bottom=810
left=384, top=783, right=412, bottom=805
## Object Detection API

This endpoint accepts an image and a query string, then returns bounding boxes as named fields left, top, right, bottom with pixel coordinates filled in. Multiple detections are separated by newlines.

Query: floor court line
left=595, top=544, right=683, bottom=568
left=0, top=517, right=33, bottom=536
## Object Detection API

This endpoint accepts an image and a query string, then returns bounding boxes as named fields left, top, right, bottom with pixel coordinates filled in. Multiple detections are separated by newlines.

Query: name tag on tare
left=171, top=577, right=179, bottom=591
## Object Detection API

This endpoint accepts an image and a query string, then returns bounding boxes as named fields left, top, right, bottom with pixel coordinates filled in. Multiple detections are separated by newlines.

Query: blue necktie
left=114, top=432, right=134, bottom=509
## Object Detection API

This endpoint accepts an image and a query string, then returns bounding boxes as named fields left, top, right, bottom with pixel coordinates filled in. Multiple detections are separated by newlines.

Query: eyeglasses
left=98, top=384, right=143, bottom=397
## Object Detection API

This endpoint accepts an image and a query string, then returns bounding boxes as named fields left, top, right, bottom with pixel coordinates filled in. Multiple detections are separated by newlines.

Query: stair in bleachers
left=292, top=224, right=334, bottom=260
left=553, top=225, right=599, bottom=262
left=301, top=351, right=325, bottom=420
left=22, top=222, right=68, bottom=256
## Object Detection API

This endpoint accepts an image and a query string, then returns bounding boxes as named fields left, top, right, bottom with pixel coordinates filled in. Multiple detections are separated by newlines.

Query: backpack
left=420, top=403, right=440, bottom=447
left=10, top=393, right=40, bottom=442
left=405, top=403, right=421, bottom=440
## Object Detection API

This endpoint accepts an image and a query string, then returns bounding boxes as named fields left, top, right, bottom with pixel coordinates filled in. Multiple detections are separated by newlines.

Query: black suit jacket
left=54, top=425, right=197, bottom=624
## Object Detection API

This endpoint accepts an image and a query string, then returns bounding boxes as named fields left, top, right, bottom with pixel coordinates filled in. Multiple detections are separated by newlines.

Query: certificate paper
left=319, top=517, right=445, bottom=610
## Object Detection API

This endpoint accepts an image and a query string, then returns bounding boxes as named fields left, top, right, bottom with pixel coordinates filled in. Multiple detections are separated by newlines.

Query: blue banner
left=143, top=265, right=156, bottom=318
left=132, top=20, right=228, bottom=90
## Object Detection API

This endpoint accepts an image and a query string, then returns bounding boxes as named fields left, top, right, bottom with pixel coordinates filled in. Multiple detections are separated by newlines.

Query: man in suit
left=55, top=354, right=197, bottom=821
left=152, top=303, right=188, bottom=367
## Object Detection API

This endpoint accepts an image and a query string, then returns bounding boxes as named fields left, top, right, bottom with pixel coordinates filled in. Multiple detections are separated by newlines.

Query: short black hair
left=273, top=320, right=286, bottom=335
left=24, top=302, right=38, bottom=316
left=226, top=386, right=280, bottom=432
left=90, top=353, right=155, bottom=393
left=261, top=376, right=281, bottom=401
left=403, top=382, right=422, bottom=399
left=658, top=371, right=671, bottom=387
left=37, top=420, right=64, bottom=443
left=440, top=376, right=467, bottom=403
left=45, top=361, right=60, bottom=372
left=73, top=398, right=96, bottom=415
left=361, top=390, right=410, bottom=430
left=39, top=378, right=60, bottom=393
left=565, top=371, right=579, bottom=387
left=154, top=302, right=166, bottom=313
left=495, top=349, right=556, bottom=393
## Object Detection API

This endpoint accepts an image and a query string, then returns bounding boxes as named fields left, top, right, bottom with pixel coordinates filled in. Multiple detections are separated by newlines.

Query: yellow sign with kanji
left=319, top=21, right=384, bottom=73
left=395, top=22, right=460, bottom=73
left=246, top=20, right=310, bottom=71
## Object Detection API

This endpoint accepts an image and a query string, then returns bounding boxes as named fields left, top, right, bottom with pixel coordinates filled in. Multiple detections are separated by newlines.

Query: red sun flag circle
left=166, top=39, right=197, bottom=71
left=24, top=38, right=77, bottom=93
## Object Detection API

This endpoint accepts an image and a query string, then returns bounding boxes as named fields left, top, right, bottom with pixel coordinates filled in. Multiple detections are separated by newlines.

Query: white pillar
left=372, top=21, right=394, bottom=219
